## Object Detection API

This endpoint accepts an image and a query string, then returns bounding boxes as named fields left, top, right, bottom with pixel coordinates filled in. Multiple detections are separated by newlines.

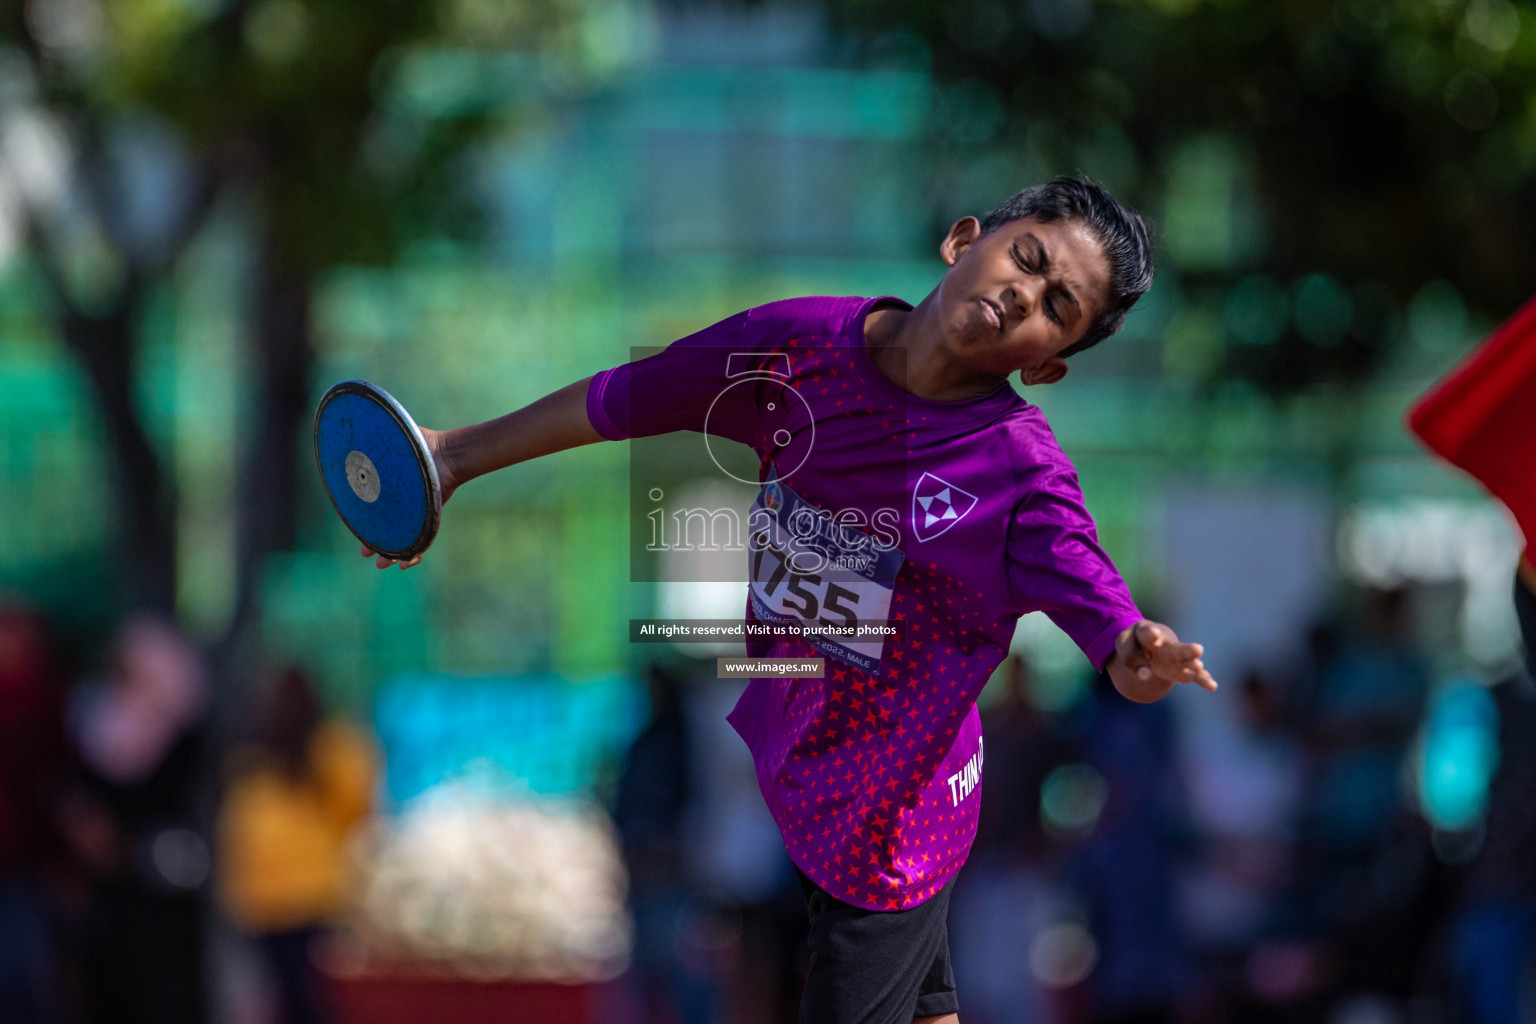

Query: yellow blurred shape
left=218, top=721, right=379, bottom=933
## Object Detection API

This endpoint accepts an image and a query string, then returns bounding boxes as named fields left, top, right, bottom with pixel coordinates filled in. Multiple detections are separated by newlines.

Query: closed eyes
left=1011, top=244, right=1063, bottom=326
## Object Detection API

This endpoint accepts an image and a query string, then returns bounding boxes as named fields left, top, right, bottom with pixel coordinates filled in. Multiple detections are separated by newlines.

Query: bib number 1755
left=746, top=471, right=904, bottom=672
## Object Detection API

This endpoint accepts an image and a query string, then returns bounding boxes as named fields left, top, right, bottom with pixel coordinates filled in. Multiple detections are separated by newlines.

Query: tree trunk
left=218, top=253, right=314, bottom=663
left=59, top=294, right=179, bottom=615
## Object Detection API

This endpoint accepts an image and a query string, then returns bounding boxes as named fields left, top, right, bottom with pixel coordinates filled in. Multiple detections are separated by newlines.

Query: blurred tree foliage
left=0, top=0, right=596, bottom=651
left=5, top=0, right=1531, bottom=664
left=831, top=0, right=1536, bottom=393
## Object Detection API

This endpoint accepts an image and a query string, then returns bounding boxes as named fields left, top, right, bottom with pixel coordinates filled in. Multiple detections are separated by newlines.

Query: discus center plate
left=345, top=450, right=381, bottom=503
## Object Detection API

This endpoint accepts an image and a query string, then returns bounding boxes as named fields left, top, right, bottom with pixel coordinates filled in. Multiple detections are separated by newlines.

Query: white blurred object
left=1329, top=993, right=1403, bottom=1024
left=1028, top=921, right=1099, bottom=988
left=656, top=479, right=755, bottom=656
left=1337, top=499, right=1520, bottom=667
left=345, top=778, right=631, bottom=982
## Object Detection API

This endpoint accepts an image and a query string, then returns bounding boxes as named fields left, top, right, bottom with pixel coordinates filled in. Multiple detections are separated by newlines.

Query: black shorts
left=796, top=867, right=959, bottom=1024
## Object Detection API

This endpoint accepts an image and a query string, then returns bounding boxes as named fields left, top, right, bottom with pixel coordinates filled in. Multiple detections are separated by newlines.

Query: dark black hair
left=978, top=176, right=1154, bottom=357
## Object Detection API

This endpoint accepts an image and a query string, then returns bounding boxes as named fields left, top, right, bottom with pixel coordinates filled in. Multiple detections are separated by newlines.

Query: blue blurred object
left=0, top=878, right=50, bottom=1024
left=1418, top=679, right=1501, bottom=831
left=313, top=380, right=441, bottom=560
left=373, top=673, right=643, bottom=805
left=1450, top=899, right=1535, bottom=1024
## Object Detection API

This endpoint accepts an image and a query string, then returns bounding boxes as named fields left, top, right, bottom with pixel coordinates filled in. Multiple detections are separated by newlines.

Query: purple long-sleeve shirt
left=588, top=295, right=1142, bottom=910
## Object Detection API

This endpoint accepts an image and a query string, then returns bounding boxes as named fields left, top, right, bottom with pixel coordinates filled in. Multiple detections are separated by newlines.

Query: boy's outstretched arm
left=1105, top=620, right=1218, bottom=703
left=362, top=376, right=601, bottom=569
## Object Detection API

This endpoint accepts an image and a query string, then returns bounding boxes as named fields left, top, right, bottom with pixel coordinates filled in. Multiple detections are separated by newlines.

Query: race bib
left=747, top=469, right=905, bottom=672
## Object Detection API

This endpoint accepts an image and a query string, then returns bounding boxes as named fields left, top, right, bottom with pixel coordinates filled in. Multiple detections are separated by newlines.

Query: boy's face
left=935, top=215, right=1111, bottom=386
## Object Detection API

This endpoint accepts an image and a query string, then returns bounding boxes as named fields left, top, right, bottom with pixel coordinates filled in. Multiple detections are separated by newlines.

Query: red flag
left=1407, top=294, right=1536, bottom=547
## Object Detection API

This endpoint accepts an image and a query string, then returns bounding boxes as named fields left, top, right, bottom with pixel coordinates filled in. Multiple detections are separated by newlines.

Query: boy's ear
left=940, top=216, right=983, bottom=267
left=1019, top=358, right=1069, bottom=387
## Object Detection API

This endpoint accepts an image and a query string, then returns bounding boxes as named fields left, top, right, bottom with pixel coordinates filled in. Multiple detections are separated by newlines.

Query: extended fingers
left=1144, top=639, right=1220, bottom=692
left=1171, top=659, right=1220, bottom=692
left=1153, top=641, right=1203, bottom=665
left=1179, top=658, right=1219, bottom=691
left=1165, top=653, right=1208, bottom=679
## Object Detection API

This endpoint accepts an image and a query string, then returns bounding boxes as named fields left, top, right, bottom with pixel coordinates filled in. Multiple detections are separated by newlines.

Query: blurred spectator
left=1071, top=669, right=1188, bottom=1024
left=1518, top=559, right=1536, bottom=673
left=614, top=663, right=717, bottom=1024
left=62, top=613, right=211, bottom=1024
left=0, top=605, right=70, bottom=1024
left=950, top=655, right=1071, bottom=1024
left=1301, top=590, right=1430, bottom=857
left=1178, top=669, right=1314, bottom=1022
left=1447, top=567, right=1536, bottom=1024
left=973, top=656, right=1071, bottom=859
left=217, top=666, right=378, bottom=1024
left=687, top=676, right=804, bottom=1024
left=1292, top=589, right=1438, bottom=1012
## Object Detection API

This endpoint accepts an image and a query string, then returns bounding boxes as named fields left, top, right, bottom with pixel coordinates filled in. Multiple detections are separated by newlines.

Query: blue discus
left=313, top=380, right=442, bottom=561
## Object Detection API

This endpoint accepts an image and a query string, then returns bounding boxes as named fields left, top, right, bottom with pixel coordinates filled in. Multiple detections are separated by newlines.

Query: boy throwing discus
left=361, top=177, right=1217, bottom=1024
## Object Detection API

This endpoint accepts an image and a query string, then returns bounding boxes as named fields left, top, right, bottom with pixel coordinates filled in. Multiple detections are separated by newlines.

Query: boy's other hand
left=1108, top=619, right=1218, bottom=703
left=360, top=426, right=459, bottom=570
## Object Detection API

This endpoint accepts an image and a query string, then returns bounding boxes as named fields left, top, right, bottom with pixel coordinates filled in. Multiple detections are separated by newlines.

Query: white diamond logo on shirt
left=911, top=472, right=978, bottom=542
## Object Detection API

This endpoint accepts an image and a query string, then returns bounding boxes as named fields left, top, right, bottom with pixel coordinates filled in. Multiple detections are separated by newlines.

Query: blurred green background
left=2, top=0, right=1533, bottom=707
